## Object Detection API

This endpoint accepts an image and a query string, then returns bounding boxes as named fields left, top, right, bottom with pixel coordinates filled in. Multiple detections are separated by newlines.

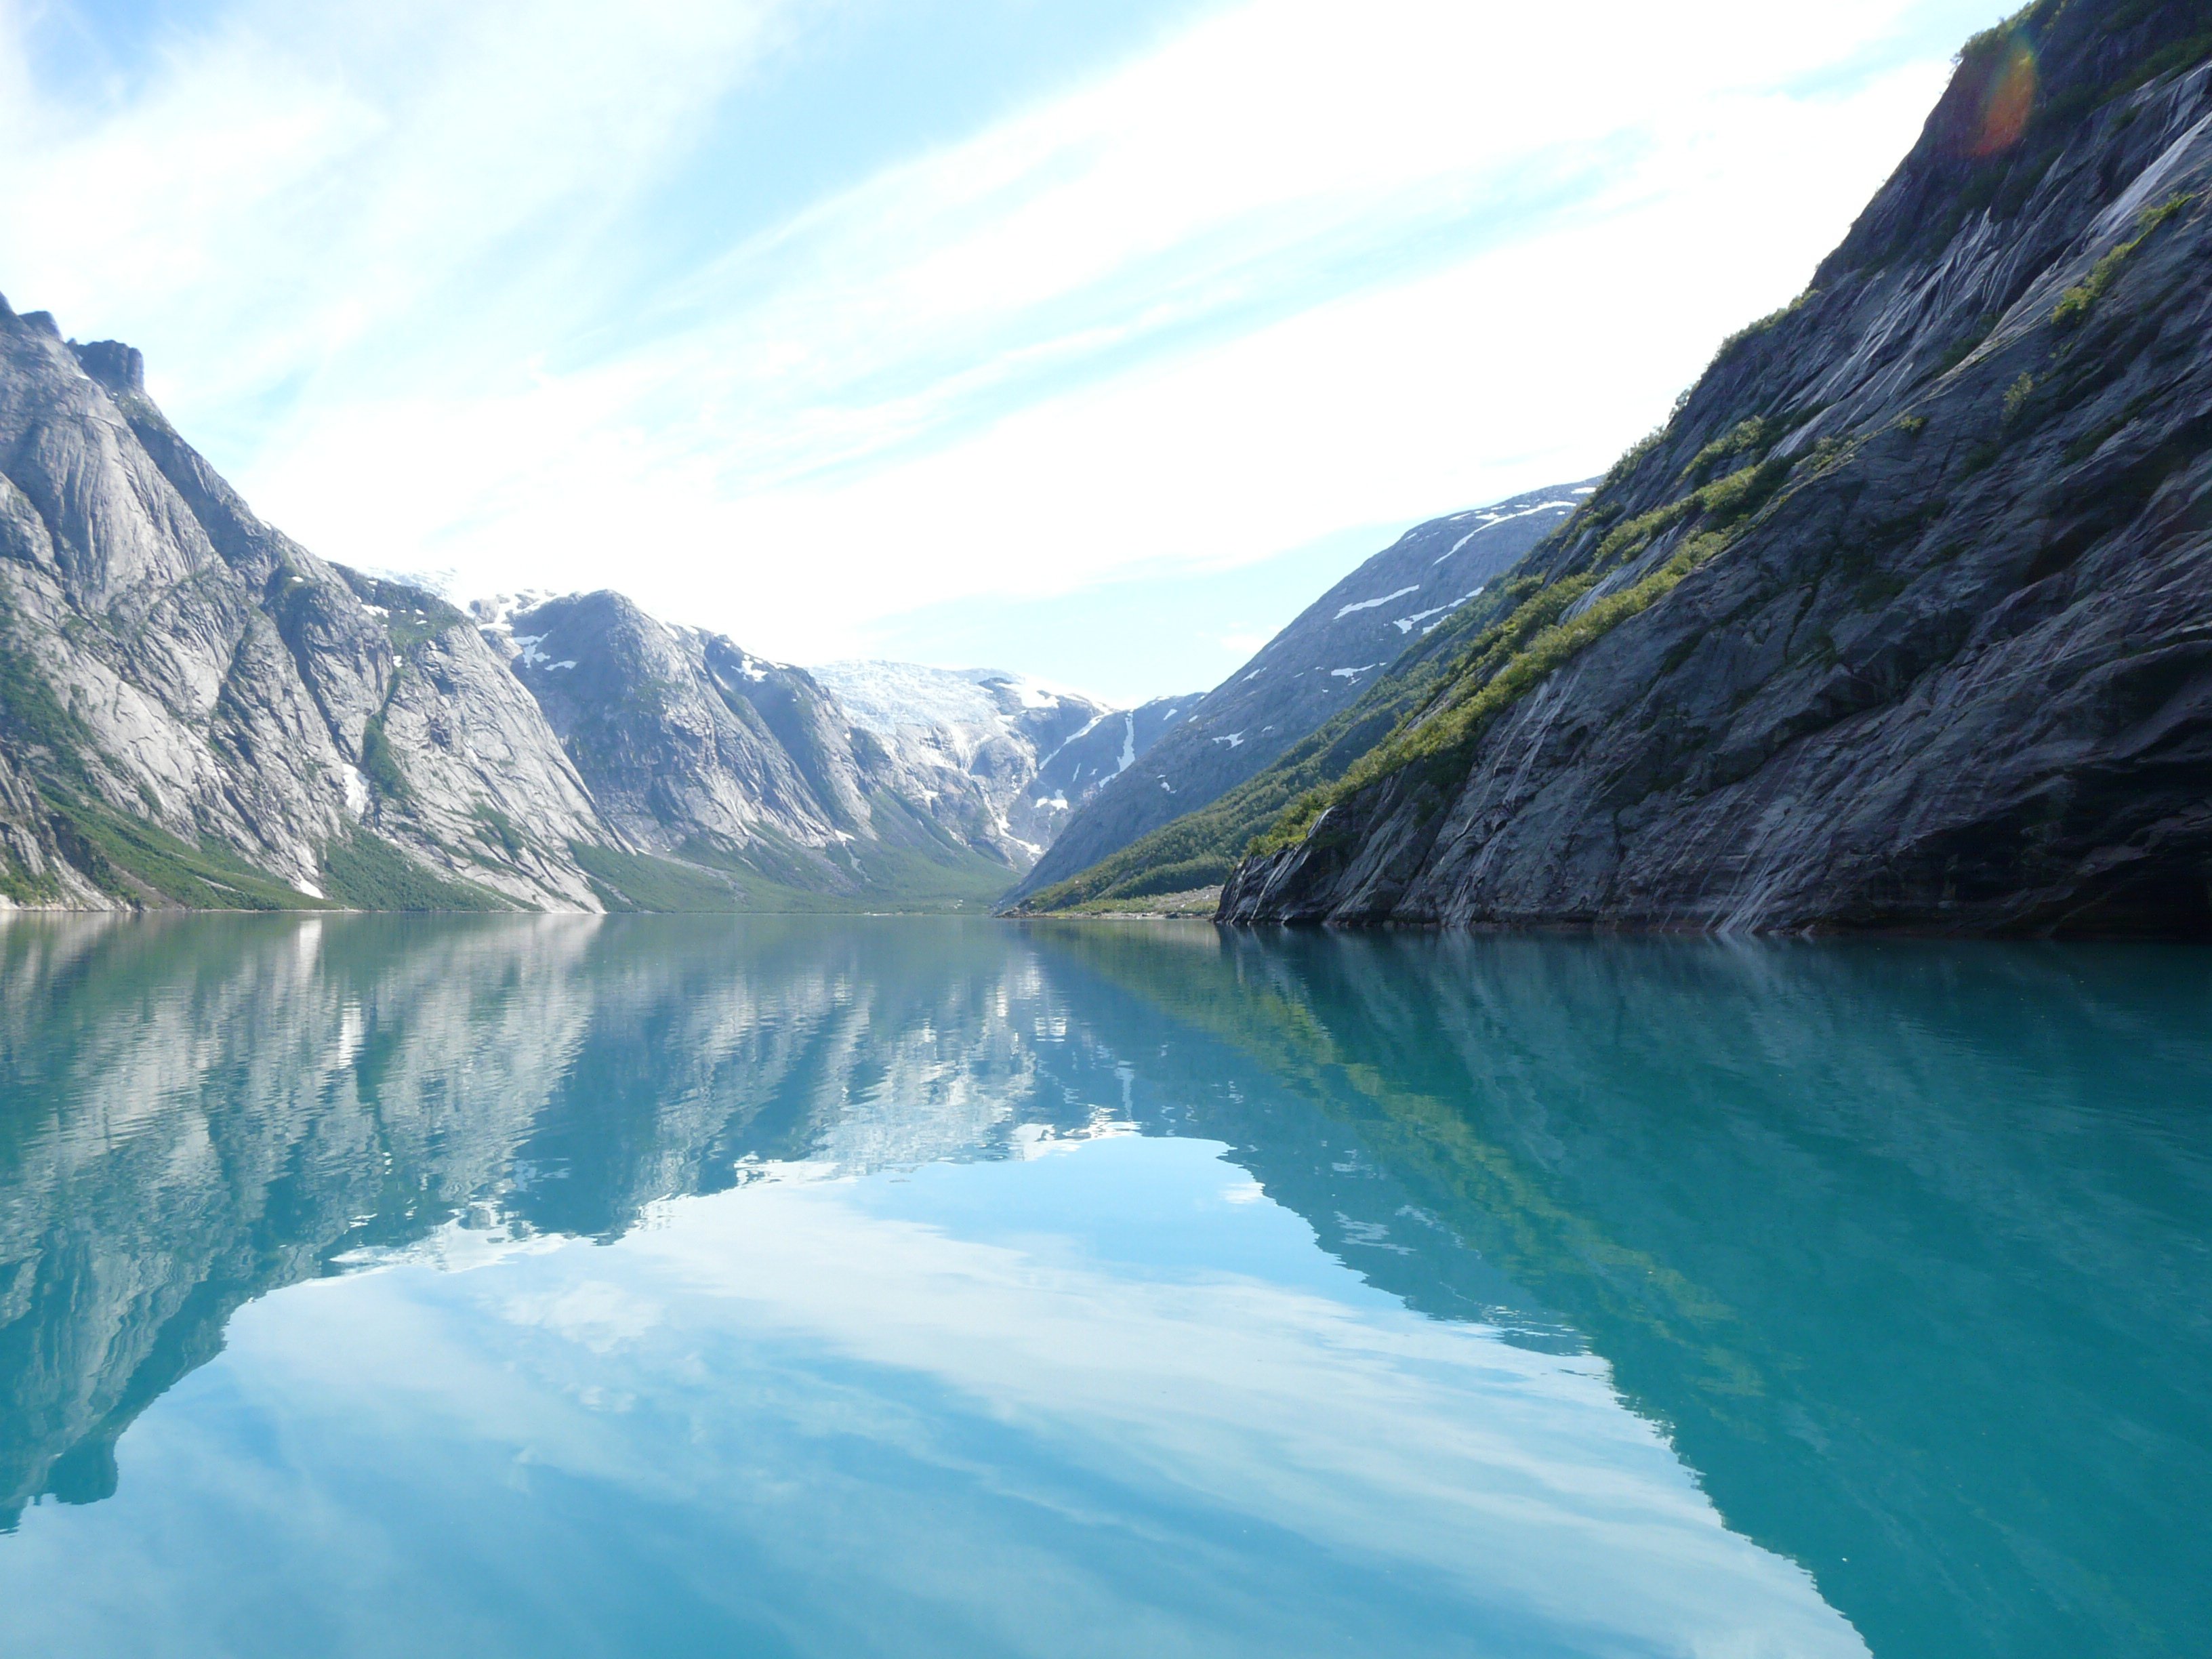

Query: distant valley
left=1009, top=480, right=1593, bottom=910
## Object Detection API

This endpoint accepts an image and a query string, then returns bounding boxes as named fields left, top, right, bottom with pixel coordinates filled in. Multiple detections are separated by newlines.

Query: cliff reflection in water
left=1, top=914, right=2207, bottom=1658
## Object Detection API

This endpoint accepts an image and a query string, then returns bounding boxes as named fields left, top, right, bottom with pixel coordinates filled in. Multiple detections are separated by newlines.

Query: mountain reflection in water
left=0, top=915, right=2205, bottom=1658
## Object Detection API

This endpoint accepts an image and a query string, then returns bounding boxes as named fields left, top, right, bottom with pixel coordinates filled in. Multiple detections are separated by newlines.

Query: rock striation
left=1223, top=1, right=2212, bottom=937
left=0, top=304, right=608, bottom=910
left=473, top=592, right=1021, bottom=901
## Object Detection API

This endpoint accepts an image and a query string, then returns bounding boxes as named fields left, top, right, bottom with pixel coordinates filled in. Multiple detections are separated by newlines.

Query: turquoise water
left=0, top=918, right=2205, bottom=1658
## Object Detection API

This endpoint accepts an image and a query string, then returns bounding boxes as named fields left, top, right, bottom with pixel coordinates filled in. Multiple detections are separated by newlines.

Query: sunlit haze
left=0, top=0, right=2007, bottom=701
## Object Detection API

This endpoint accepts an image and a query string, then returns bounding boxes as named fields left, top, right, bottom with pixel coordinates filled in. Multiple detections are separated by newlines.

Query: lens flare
left=1974, top=40, right=2038, bottom=156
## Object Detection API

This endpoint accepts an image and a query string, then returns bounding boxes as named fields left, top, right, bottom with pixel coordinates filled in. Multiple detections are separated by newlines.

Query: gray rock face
left=480, top=592, right=876, bottom=872
left=1225, top=9, right=2212, bottom=938
left=0, top=306, right=1115, bottom=913
left=808, top=661, right=1185, bottom=862
left=1015, top=483, right=1591, bottom=899
left=0, top=745, right=102, bottom=907
left=1023, top=692, right=1198, bottom=829
left=0, top=303, right=609, bottom=911
left=477, top=601, right=1121, bottom=892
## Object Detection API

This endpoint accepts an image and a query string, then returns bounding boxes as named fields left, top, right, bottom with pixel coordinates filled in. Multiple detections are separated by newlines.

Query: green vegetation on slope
left=1253, top=506, right=1764, bottom=855
left=1009, top=563, right=1561, bottom=913
left=0, top=843, right=60, bottom=905
left=2052, top=190, right=2198, bottom=326
left=1016, top=441, right=1803, bottom=912
left=1008, top=654, right=1468, bottom=911
left=576, top=790, right=1021, bottom=916
left=822, top=792, right=1033, bottom=912
left=40, top=787, right=331, bottom=910
left=1026, top=11, right=2212, bottom=917
left=321, top=831, right=512, bottom=912
left=343, top=573, right=472, bottom=655
left=0, top=588, right=96, bottom=788
left=3, top=579, right=337, bottom=910
left=358, top=711, right=410, bottom=802
left=571, top=842, right=747, bottom=913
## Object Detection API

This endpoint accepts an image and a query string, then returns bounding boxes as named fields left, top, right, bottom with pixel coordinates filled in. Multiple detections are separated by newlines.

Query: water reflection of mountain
left=1033, top=925, right=2212, bottom=1659
left=2, top=917, right=2207, bottom=1659
left=0, top=916, right=1104, bottom=1528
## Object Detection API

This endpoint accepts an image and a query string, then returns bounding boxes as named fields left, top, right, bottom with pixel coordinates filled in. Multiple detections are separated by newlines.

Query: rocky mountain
left=470, top=592, right=1028, bottom=905
left=480, top=590, right=878, bottom=861
left=1217, top=0, right=2212, bottom=937
left=1023, top=691, right=1195, bottom=833
left=0, top=310, right=1118, bottom=914
left=1010, top=482, right=1593, bottom=909
left=810, top=661, right=1195, bottom=856
left=0, top=308, right=613, bottom=912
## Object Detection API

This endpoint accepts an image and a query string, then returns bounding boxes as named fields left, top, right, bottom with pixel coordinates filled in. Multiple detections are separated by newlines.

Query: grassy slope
left=43, top=788, right=333, bottom=911
left=577, top=792, right=1019, bottom=915
left=321, top=831, right=513, bottom=912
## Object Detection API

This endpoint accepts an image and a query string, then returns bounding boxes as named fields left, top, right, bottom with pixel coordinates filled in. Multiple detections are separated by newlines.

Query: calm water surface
left=0, top=916, right=2206, bottom=1658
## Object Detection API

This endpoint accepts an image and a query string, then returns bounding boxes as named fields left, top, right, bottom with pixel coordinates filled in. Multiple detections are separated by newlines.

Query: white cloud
left=0, top=0, right=790, bottom=400
left=0, top=0, right=1966, bottom=680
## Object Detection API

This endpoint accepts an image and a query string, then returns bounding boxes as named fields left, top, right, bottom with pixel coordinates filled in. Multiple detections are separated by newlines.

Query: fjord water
left=0, top=919, right=2205, bottom=1658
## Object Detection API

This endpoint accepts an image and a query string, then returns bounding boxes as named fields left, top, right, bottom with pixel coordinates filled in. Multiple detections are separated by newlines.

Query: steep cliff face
left=0, top=314, right=1057, bottom=914
left=0, top=308, right=611, bottom=910
left=0, top=745, right=100, bottom=907
left=1224, top=3, right=2212, bottom=937
left=472, top=592, right=1037, bottom=902
left=485, top=594, right=862, bottom=859
left=1012, top=483, right=1591, bottom=902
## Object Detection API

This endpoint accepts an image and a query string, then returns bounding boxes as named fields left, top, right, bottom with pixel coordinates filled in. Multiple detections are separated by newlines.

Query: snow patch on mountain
left=813, top=662, right=1082, bottom=755
left=1012, top=476, right=1597, bottom=903
left=812, top=660, right=1133, bottom=859
left=1334, top=586, right=1421, bottom=620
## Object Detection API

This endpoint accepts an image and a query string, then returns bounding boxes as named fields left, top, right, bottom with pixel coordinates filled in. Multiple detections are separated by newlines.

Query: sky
left=0, top=0, right=2007, bottom=703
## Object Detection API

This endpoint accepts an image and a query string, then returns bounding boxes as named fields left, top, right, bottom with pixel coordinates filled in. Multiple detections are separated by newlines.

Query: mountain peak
left=68, top=340, right=144, bottom=396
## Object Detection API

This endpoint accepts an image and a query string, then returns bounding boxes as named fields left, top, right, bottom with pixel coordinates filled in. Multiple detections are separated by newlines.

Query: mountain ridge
left=1218, top=0, right=2212, bottom=937
left=1009, top=480, right=1594, bottom=905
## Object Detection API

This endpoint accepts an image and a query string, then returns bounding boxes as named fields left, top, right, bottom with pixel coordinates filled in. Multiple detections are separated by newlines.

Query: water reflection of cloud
left=3, top=1133, right=1866, bottom=1657
left=617, top=1143, right=1866, bottom=1656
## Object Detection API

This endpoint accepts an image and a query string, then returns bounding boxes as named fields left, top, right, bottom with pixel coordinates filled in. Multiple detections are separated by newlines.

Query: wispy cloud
left=0, top=0, right=1990, bottom=683
left=1, top=1, right=791, bottom=383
